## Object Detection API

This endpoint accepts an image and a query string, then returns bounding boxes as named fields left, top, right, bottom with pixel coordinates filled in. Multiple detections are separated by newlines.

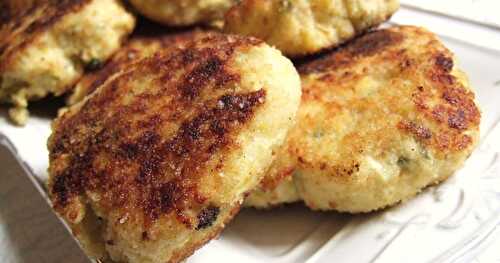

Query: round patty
left=0, top=0, right=135, bottom=125
left=245, top=26, right=481, bottom=212
left=224, top=0, right=399, bottom=57
left=48, top=33, right=301, bottom=263
left=129, top=0, right=235, bottom=27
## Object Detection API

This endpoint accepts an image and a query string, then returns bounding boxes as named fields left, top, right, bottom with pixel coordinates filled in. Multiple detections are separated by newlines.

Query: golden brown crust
left=298, top=29, right=404, bottom=74
left=47, top=31, right=304, bottom=262
left=49, top=34, right=264, bottom=228
left=246, top=26, right=480, bottom=211
left=1, top=0, right=135, bottom=126
left=224, top=0, right=399, bottom=57
left=128, top=0, right=234, bottom=27
left=69, top=29, right=218, bottom=104
left=259, top=166, right=295, bottom=191
left=297, top=26, right=480, bottom=157
left=0, top=0, right=91, bottom=71
left=407, top=53, right=480, bottom=152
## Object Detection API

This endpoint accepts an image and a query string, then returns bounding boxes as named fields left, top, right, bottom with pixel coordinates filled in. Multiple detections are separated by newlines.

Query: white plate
left=1, top=7, right=499, bottom=263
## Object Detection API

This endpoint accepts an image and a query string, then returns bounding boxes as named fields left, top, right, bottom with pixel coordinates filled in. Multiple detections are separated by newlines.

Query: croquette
left=245, top=26, right=481, bottom=213
left=48, top=33, right=301, bottom=263
left=224, top=0, right=399, bottom=57
left=0, top=0, right=135, bottom=125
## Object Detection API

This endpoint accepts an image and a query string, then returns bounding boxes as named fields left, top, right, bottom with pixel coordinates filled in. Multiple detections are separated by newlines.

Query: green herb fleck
left=313, top=130, right=324, bottom=138
left=420, top=147, right=430, bottom=159
left=278, top=0, right=292, bottom=13
left=397, top=156, right=410, bottom=167
left=85, top=58, right=103, bottom=71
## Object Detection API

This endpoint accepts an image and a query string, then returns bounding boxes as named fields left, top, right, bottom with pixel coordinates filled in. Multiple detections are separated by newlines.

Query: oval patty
left=245, top=26, right=481, bottom=212
left=224, top=0, right=399, bottom=57
left=48, top=34, right=301, bottom=263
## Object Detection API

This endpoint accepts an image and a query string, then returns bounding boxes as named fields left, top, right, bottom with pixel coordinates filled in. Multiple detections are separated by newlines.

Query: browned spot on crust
left=298, top=29, right=404, bottom=74
left=416, top=52, right=479, bottom=152
left=398, top=120, right=432, bottom=141
left=440, top=87, right=479, bottom=131
left=0, top=2, right=12, bottom=25
left=259, top=167, right=295, bottom=191
left=328, top=163, right=361, bottom=178
left=448, top=110, right=467, bottom=130
left=435, top=133, right=473, bottom=151
left=196, top=206, right=220, bottom=230
left=348, top=29, right=402, bottom=57
left=180, top=57, right=226, bottom=100
left=435, top=53, right=454, bottom=72
left=0, top=0, right=91, bottom=71
left=431, top=105, right=447, bottom=123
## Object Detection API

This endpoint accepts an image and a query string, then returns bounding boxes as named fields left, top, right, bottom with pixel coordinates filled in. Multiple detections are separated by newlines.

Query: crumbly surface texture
left=67, top=29, right=216, bottom=105
left=48, top=34, right=301, bottom=263
left=224, top=0, right=399, bottom=57
left=244, top=26, right=481, bottom=212
left=0, top=0, right=135, bottom=125
left=129, top=0, right=236, bottom=26
left=244, top=143, right=300, bottom=208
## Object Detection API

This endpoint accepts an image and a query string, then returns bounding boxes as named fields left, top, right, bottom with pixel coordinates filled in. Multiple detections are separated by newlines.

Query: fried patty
left=224, top=0, right=399, bottom=57
left=0, top=0, right=135, bottom=125
left=48, top=34, right=301, bottom=263
left=245, top=26, right=481, bottom=212
left=129, top=0, right=235, bottom=27
left=67, top=29, right=216, bottom=105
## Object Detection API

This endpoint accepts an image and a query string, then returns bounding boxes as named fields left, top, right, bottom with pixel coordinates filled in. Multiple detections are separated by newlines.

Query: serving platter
left=0, top=7, right=499, bottom=263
